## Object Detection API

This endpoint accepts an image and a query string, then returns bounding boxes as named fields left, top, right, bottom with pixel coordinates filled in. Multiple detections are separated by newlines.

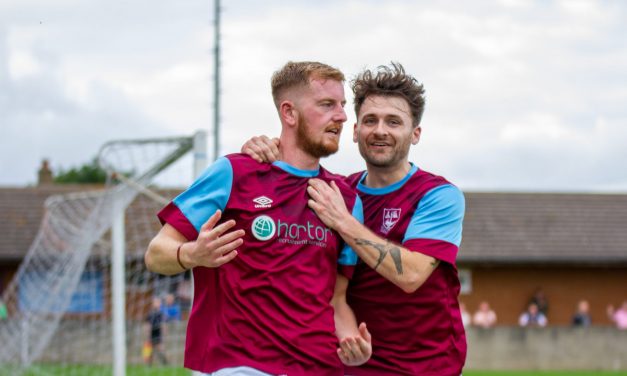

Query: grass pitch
left=465, top=372, right=627, bottom=376
left=3, top=365, right=190, bottom=376
left=6, top=366, right=627, bottom=376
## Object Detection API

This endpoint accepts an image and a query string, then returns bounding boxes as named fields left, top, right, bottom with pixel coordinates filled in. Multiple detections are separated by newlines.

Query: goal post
left=0, top=131, right=206, bottom=375
left=112, top=194, right=126, bottom=376
left=106, top=131, right=206, bottom=376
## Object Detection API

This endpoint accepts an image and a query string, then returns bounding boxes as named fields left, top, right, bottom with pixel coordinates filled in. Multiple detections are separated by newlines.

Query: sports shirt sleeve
left=402, top=184, right=465, bottom=265
left=337, top=195, right=363, bottom=277
left=157, top=156, right=233, bottom=240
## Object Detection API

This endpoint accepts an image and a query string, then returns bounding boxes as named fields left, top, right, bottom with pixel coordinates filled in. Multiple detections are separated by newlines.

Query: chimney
left=38, top=159, right=53, bottom=186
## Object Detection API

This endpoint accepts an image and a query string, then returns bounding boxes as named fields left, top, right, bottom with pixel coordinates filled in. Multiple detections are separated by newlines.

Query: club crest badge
left=381, top=208, right=401, bottom=234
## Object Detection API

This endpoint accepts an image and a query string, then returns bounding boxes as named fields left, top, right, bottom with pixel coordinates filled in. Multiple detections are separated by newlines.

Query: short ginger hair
left=271, top=61, right=345, bottom=109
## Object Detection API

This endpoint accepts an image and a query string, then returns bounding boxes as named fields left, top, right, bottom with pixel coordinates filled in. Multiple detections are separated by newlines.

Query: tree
left=54, top=158, right=107, bottom=184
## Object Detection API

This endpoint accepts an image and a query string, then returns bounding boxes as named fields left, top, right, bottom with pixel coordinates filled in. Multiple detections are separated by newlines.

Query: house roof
left=0, top=185, right=182, bottom=262
left=459, top=192, right=627, bottom=264
left=2, top=187, right=627, bottom=264
left=0, top=186, right=104, bottom=261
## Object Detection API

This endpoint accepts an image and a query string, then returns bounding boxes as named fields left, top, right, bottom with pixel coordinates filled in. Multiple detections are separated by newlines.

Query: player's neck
left=364, top=161, right=411, bottom=188
left=278, top=140, right=320, bottom=171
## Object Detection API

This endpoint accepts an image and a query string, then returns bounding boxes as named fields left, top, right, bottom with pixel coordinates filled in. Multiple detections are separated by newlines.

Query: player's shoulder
left=414, top=169, right=465, bottom=211
left=223, top=153, right=271, bottom=172
left=411, top=167, right=461, bottom=195
left=224, top=152, right=260, bottom=165
left=402, top=167, right=463, bottom=208
left=412, top=167, right=452, bottom=186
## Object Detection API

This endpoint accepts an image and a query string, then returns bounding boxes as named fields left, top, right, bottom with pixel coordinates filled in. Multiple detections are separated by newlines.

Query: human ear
left=411, top=126, right=421, bottom=145
left=280, top=101, right=298, bottom=127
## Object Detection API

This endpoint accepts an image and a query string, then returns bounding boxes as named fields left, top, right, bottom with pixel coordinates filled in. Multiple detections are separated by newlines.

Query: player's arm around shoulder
left=240, top=135, right=281, bottom=163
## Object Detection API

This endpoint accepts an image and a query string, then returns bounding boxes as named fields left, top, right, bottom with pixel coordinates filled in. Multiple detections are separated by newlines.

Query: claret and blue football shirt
left=158, top=154, right=363, bottom=376
left=344, top=164, right=467, bottom=376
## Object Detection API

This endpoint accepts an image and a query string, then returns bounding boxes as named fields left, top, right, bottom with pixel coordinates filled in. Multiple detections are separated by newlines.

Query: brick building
left=1, top=168, right=626, bottom=326
left=459, top=192, right=627, bottom=325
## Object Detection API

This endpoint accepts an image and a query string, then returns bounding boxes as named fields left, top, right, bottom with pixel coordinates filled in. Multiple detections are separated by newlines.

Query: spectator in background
left=161, top=293, right=181, bottom=322
left=529, top=287, right=549, bottom=316
left=519, top=302, right=547, bottom=327
left=472, top=301, right=497, bottom=328
left=571, top=299, right=592, bottom=327
left=144, top=297, right=168, bottom=366
left=607, top=301, right=627, bottom=330
left=176, top=279, right=192, bottom=310
left=460, top=302, right=471, bottom=327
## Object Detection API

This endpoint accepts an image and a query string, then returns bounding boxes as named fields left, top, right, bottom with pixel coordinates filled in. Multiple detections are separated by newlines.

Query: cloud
left=1, top=1, right=626, bottom=192
left=0, top=26, right=170, bottom=185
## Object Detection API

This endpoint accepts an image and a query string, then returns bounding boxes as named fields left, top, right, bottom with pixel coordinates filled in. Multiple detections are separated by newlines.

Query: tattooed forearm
left=355, top=238, right=403, bottom=275
left=389, top=246, right=402, bottom=274
left=355, top=239, right=387, bottom=269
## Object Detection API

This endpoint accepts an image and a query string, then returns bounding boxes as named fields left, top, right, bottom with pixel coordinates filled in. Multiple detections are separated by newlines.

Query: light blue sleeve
left=402, top=184, right=465, bottom=246
left=172, top=156, right=233, bottom=233
left=338, top=195, right=364, bottom=266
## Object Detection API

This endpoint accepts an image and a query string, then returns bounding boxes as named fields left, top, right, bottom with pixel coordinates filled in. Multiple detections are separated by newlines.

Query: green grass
left=1, top=364, right=190, bottom=376
left=3, top=366, right=626, bottom=376
left=465, top=371, right=627, bottom=376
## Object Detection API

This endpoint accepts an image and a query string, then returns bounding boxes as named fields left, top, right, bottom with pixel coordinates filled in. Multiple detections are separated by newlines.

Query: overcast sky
left=1, top=0, right=626, bottom=192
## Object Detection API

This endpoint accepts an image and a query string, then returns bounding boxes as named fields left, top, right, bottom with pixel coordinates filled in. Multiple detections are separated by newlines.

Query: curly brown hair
left=271, top=61, right=345, bottom=109
left=352, top=62, right=425, bottom=127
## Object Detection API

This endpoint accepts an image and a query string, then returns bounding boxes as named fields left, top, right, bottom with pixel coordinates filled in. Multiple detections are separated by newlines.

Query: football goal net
left=0, top=132, right=206, bottom=375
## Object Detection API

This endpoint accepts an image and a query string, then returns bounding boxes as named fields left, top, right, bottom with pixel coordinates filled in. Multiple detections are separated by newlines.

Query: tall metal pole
left=213, top=0, right=221, bottom=161
left=112, top=198, right=126, bottom=376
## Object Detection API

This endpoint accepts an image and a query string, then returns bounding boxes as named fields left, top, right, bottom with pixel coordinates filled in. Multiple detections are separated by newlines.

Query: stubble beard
left=358, top=136, right=411, bottom=168
left=296, top=116, right=340, bottom=159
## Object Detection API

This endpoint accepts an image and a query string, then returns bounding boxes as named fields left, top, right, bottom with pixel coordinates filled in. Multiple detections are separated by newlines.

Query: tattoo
left=355, top=238, right=403, bottom=275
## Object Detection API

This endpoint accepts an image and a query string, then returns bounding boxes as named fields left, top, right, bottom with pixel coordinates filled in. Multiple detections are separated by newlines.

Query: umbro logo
left=253, top=195, right=273, bottom=208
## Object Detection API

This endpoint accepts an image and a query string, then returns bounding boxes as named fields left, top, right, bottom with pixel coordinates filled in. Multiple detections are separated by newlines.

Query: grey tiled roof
left=2, top=187, right=627, bottom=264
left=460, top=192, right=627, bottom=264
left=0, top=185, right=182, bottom=261
left=0, top=186, right=104, bottom=260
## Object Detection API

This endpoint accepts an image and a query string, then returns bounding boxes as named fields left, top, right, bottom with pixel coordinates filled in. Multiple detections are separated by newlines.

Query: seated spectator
left=459, top=302, right=471, bottom=327
left=472, top=301, right=497, bottom=328
left=571, top=299, right=591, bottom=327
left=519, top=302, right=547, bottom=327
left=607, top=301, right=627, bottom=330
left=161, top=293, right=181, bottom=322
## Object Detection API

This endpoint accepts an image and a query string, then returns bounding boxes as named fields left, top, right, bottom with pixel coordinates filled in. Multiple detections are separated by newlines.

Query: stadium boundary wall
left=25, top=322, right=627, bottom=371
left=465, top=326, right=627, bottom=370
